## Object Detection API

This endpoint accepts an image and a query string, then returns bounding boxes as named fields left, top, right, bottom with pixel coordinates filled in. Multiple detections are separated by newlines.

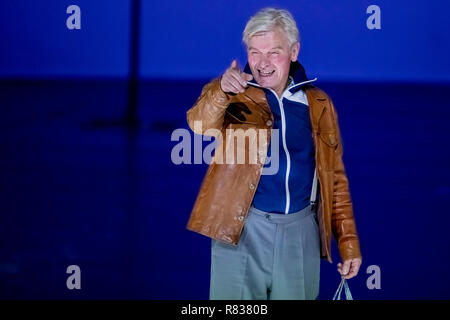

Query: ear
left=290, top=42, right=300, bottom=62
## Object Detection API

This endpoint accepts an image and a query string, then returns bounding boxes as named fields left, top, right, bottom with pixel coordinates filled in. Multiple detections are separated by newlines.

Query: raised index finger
left=230, top=59, right=239, bottom=71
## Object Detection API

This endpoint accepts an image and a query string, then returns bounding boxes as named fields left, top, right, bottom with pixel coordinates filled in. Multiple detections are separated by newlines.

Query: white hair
left=242, top=8, right=300, bottom=47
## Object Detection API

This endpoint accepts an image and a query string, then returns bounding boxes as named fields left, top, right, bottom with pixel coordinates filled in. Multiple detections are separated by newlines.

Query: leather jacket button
left=266, top=120, right=273, bottom=126
left=329, top=135, right=336, bottom=145
left=237, top=216, right=244, bottom=222
left=249, top=183, right=255, bottom=190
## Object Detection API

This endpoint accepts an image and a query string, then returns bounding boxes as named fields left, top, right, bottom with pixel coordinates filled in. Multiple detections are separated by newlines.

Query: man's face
left=247, top=27, right=300, bottom=97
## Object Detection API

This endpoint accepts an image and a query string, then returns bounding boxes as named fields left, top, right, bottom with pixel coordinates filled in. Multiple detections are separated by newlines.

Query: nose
left=258, top=55, right=270, bottom=69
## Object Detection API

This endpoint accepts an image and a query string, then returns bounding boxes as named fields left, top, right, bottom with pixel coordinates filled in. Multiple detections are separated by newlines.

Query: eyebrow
left=248, top=46, right=283, bottom=51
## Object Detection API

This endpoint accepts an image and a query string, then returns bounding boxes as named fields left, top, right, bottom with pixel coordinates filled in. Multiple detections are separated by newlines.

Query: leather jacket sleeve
left=329, top=98, right=362, bottom=262
left=186, top=77, right=231, bottom=136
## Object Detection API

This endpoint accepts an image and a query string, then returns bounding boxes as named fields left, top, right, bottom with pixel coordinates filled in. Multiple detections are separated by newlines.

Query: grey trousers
left=210, top=204, right=320, bottom=300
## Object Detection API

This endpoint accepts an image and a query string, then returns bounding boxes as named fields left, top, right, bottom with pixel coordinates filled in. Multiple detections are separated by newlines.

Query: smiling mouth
left=259, top=70, right=275, bottom=77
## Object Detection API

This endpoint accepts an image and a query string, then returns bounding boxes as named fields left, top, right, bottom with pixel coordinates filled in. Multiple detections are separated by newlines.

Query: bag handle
left=332, top=277, right=353, bottom=300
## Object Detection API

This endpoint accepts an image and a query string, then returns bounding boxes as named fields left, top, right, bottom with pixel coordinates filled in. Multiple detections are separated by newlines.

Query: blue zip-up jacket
left=244, top=61, right=318, bottom=214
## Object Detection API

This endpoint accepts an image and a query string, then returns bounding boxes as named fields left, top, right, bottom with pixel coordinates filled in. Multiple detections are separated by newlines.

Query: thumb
left=243, top=72, right=253, bottom=81
left=342, top=261, right=350, bottom=275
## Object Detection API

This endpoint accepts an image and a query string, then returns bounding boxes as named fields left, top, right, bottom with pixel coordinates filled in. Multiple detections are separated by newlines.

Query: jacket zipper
left=274, top=92, right=291, bottom=214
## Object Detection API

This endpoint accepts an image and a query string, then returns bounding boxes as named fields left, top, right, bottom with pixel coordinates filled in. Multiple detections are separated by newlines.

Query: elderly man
left=186, top=8, right=362, bottom=300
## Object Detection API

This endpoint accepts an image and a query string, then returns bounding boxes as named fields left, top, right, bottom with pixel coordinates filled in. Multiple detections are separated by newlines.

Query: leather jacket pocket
left=319, top=131, right=338, bottom=148
left=317, top=131, right=337, bottom=170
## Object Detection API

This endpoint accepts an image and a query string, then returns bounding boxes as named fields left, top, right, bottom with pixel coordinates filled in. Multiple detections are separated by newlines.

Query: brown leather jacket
left=185, top=77, right=361, bottom=263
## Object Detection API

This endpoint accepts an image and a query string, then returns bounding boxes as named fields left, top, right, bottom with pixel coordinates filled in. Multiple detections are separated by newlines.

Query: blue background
left=2, top=0, right=449, bottom=82
left=0, top=0, right=449, bottom=299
